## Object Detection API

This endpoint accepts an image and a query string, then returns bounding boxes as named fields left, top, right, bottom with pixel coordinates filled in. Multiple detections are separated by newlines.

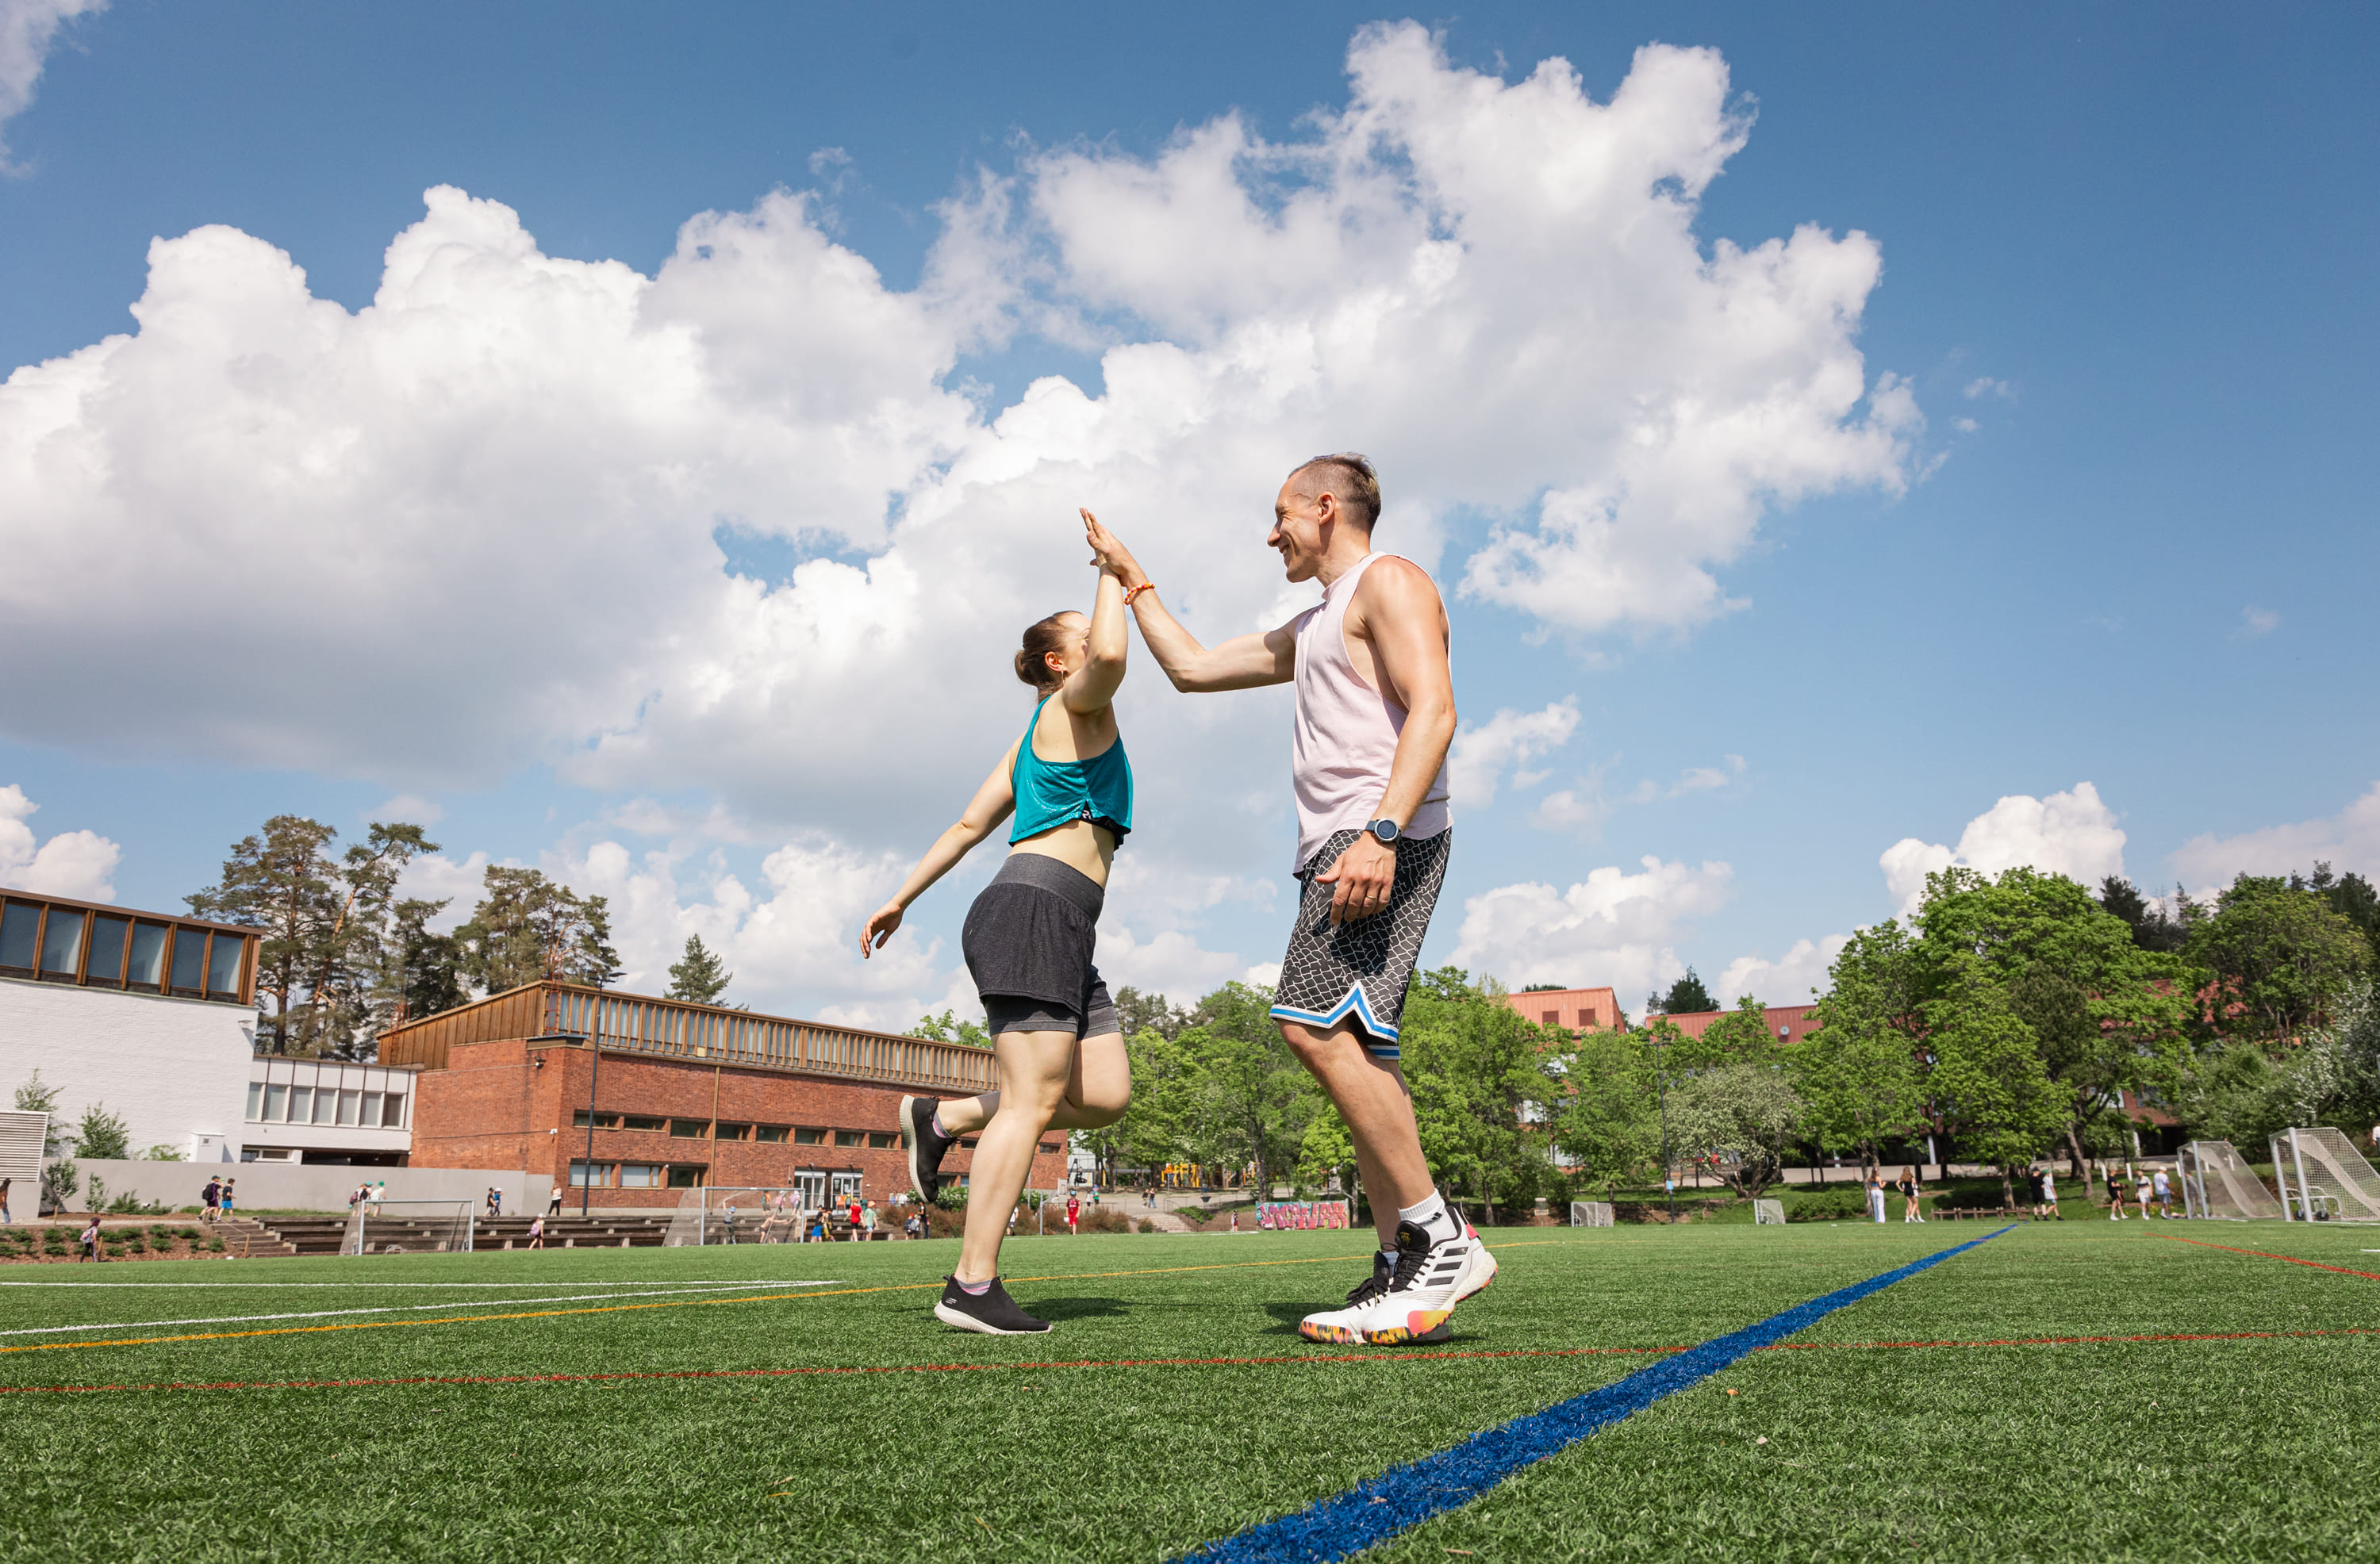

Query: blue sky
left=3, top=1, right=2374, bottom=1024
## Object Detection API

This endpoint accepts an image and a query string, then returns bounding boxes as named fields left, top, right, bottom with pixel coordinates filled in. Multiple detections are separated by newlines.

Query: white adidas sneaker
left=1298, top=1217, right=1498, bottom=1346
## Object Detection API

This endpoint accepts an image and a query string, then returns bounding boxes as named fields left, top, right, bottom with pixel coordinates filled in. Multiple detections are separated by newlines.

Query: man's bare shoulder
left=1350, top=554, right=1446, bottom=622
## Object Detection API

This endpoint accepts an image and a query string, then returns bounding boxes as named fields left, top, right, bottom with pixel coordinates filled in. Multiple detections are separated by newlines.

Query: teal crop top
left=1009, top=695, right=1134, bottom=845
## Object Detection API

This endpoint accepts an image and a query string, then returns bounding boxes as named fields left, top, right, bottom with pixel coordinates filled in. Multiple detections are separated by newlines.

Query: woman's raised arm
left=1061, top=562, right=1127, bottom=715
left=859, top=745, right=1019, bottom=958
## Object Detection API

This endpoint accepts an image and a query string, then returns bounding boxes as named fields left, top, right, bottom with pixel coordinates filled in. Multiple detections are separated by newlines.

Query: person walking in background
left=2152, top=1165, right=2172, bottom=1218
left=1866, top=1171, right=1887, bottom=1224
left=79, top=1216, right=101, bottom=1262
left=721, top=1200, right=739, bottom=1244
left=201, top=1176, right=220, bottom=1224
left=1065, top=1192, right=1081, bottom=1236
left=219, top=1179, right=236, bottom=1221
left=1, top=1175, right=12, bottom=1225
left=862, top=1201, right=879, bottom=1240
left=2039, top=1165, right=2059, bottom=1221
left=547, top=1184, right=564, bottom=1217
left=1896, top=1167, right=1922, bottom=1223
left=2107, top=1167, right=2128, bottom=1220
left=2135, top=1169, right=2153, bottom=1217
left=526, top=1215, right=546, bottom=1251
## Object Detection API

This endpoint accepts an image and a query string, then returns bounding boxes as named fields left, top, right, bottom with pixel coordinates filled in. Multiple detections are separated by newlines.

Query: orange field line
left=2151, top=1232, right=2380, bottom=1280
left=7, top=1324, right=2372, bottom=1397
left=0, top=1244, right=1569, bottom=1359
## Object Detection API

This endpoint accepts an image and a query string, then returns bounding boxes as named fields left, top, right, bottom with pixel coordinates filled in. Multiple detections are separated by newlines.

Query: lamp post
left=1656, top=1023, right=1676, bottom=1225
left=578, top=974, right=605, bottom=1217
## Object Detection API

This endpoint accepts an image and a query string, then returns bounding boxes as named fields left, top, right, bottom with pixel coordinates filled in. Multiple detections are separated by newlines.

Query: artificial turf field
left=4, top=1221, right=2378, bottom=1562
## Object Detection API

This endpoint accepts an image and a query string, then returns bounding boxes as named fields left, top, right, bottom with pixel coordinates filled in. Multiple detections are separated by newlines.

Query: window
left=666, top=1166, right=704, bottom=1188
left=246, top=1082, right=264, bottom=1121
left=86, top=916, right=128, bottom=984
left=205, top=932, right=244, bottom=995
left=360, top=1091, right=382, bottom=1126
left=793, top=1128, right=824, bottom=1145
left=754, top=1125, right=789, bottom=1143
left=830, top=1172, right=862, bottom=1202
left=170, top=927, right=205, bottom=992
left=263, top=1083, right=288, bottom=1121
left=0, top=903, right=36, bottom=972
left=381, top=1092, right=405, bottom=1128
left=39, top=909, right=83, bottom=976
left=1541, top=1010, right=1559, bottom=1025
left=573, top=1111, right=623, bottom=1129
left=622, top=1114, right=664, bottom=1131
left=286, top=1087, right=313, bottom=1124
left=669, top=1119, right=708, bottom=1139
left=619, top=1164, right=662, bottom=1188
left=127, top=922, right=167, bottom=988
left=336, top=1090, right=359, bottom=1126
left=714, top=1122, right=750, bottom=1141
left=867, top=1132, right=898, bottom=1149
left=568, top=1160, right=615, bottom=1187
left=833, top=1130, right=866, bottom=1148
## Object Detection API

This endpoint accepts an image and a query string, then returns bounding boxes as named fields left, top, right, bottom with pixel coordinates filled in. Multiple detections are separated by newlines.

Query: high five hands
left=1082, top=508, right=1146, bottom=590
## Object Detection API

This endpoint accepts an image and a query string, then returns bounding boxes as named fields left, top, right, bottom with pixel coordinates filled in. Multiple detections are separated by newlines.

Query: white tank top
left=1288, top=552, right=1452, bottom=872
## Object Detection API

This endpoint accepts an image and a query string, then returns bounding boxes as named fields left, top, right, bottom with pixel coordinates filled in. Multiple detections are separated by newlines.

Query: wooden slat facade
left=378, top=981, right=997, bottom=1092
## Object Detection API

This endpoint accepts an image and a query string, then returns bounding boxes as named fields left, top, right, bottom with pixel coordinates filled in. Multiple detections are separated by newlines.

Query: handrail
left=378, top=980, right=996, bottom=1092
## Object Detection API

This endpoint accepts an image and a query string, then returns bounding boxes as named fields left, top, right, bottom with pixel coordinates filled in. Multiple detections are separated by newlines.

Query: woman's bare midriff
left=1009, top=818, right=1116, bottom=887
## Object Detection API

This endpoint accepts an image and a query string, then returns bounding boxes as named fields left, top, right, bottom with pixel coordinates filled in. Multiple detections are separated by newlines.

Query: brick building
left=381, top=981, right=1065, bottom=1209
left=1504, top=986, right=1626, bottom=1033
left=1660, top=1002, right=1824, bottom=1048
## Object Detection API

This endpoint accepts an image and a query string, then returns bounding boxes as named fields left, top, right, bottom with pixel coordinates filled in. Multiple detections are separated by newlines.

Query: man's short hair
left=1290, top=452, right=1382, bottom=530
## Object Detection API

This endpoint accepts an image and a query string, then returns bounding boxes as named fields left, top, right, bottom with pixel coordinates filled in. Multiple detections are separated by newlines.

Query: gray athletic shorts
left=962, top=853, right=1120, bottom=1041
left=1267, top=826, right=1452, bottom=1060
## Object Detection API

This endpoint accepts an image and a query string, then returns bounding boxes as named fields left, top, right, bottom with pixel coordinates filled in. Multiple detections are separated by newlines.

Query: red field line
left=7, top=1324, right=2370, bottom=1397
left=2152, top=1231, right=2380, bottom=1280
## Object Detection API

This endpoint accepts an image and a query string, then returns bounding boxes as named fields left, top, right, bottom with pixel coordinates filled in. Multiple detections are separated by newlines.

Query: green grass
left=2, top=1219, right=2375, bottom=1561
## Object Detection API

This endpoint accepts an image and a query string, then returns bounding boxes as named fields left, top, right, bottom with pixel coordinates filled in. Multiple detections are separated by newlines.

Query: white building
left=0, top=888, right=260, bottom=1163
left=241, top=1056, right=415, bottom=1165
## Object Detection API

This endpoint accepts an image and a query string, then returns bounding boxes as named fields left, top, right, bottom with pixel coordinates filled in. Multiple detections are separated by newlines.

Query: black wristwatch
left=1366, top=818, right=1401, bottom=845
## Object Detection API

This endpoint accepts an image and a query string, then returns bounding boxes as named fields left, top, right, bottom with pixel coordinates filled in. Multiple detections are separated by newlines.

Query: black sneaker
left=900, top=1094, right=953, bottom=1203
left=933, top=1276, right=1050, bottom=1335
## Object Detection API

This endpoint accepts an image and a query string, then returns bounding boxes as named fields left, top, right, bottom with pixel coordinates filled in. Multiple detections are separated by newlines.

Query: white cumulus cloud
left=2171, top=781, right=2380, bottom=892
left=0, top=783, right=120, bottom=901
left=1447, top=699, right=1578, bottom=806
left=1879, top=780, right=2126, bottom=919
left=1716, top=934, right=1847, bottom=1008
left=0, top=0, right=103, bottom=167
left=1451, top=855, right=1732, bottom=1000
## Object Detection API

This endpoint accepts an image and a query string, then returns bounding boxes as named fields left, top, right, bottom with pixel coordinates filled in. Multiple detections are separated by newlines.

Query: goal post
left=344, top=1200, right=476, bottom=1255
left=1752, top=1198, right=1786, bottom=1225
left=2269, top=1127, right=2380, bottom=1223
left=2175, top=1140, right=2282, bottom=1221
left=664, top=1185, right=820, bottom=1246
left=1568, top=1201, right=1614, bottom=1228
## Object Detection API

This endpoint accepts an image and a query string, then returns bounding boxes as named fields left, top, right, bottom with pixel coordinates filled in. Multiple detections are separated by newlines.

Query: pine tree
left=666, top=934, right=734, bottom=1006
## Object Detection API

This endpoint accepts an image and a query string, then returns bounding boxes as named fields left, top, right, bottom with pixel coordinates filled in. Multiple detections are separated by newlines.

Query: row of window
left=569, top=1111, right=897, bottom=1149
left=567, top=1163, right=872, bottom=1198
left=0, top=895, right=251, bottom=1002
left=246, top=1083, right=408, bottom=1128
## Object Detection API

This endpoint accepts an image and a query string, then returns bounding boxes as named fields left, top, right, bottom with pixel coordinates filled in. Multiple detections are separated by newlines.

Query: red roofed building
left=1660, top=1002, right=1824, bottom=1048
left=1505, top=986, right=1626, bottom=1033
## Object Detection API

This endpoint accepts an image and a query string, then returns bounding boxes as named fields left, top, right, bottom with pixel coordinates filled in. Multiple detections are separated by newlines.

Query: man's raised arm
left=1081, top=509, right=1294, bottom=692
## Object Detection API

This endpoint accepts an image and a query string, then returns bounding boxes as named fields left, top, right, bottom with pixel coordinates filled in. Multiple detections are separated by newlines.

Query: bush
left=1136, top=1217, right=1157, bottom=1233
left=1783, top=1188, right=1873, bottom=1223
left=932, top=1183, right=969, bottom=1212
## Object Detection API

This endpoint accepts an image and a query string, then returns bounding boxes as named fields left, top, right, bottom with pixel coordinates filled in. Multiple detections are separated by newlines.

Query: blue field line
left=1180, top=1225, right=2017, bottom=1564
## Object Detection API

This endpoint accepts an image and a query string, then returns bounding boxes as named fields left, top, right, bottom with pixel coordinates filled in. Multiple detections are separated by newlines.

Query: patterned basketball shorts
left=1266, top=827, right=1453, bottom=1060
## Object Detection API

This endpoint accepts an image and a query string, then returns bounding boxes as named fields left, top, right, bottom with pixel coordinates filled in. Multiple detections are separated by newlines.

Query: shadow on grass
left=1027, top=1295, right=1130, bottom=1321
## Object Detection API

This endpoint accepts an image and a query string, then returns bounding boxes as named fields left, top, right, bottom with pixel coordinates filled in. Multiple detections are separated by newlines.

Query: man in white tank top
left=1084, top=454, right=1497, bottom=1346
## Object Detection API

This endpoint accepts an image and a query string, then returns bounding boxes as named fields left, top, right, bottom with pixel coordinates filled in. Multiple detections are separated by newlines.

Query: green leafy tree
left=1923, top=973, right=2065, bottom=1205
left=1672, top=994, right=1783, bottom=1071
left=1649, top=968, right=1716, bottom=1017
left=1795, top=922, right=1927, bottom=1175
left=2305, top=864, right=2380, bottom=960
left=71, top=1102, right=131, bottom=1161
left=16, top=1073, right=75, bottom=1212
left=296, top=822, right=439, bottom=1057
left=2185, top=873, right=2371, bottom=1046
left=1111, top=986, right=1187, bottom=1041
left=453, top=866, right=621, bottom=992
left=373, top=897, right=467, bottom=1033
left=1665, top=1063, right=1802, bottom=1199
left=1546, top=1022, right=1664, bottom=1198
left=187, top=815, right=344, bottom=1053
left=1401, top=967, right=1566, bottom=1222
left=666, top=934, right=734, bottom=1005
left=2096, top=876, right=2190, bottom=953
left=905, top=1010, right=991, bottom=1048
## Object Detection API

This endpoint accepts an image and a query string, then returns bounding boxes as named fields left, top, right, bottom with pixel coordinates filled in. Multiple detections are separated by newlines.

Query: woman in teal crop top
left=858, top=508, right=1137, bottom=1334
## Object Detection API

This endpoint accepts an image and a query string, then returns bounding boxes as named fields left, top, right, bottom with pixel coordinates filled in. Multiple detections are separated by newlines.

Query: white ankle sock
left=1397, top=1191, right=1460, bottom=1243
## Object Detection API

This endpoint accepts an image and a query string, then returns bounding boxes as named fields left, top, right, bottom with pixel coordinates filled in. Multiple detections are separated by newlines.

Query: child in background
left=2107, top=1167, right=2128, bottom=1220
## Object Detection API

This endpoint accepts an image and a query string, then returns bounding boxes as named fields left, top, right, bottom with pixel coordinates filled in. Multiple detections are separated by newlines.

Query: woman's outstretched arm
left=1061, top=558, right=1128, bottom=714
left=859, top=746, right=1018, bottom=957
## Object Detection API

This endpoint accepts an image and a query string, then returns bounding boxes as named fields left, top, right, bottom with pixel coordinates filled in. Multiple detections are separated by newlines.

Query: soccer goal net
left=1753, top=1198, right=1787, bottom=1225
left=344, top=1200, right=476, bottom=1255
left=2175, top=1140, right=2282, bottom=1221
left=1569, top=1201, right=1614, bottom=1228
left=663, top=1186, right=817, bottom=1246
left=2270, top=1127, right=2380, bottom=1223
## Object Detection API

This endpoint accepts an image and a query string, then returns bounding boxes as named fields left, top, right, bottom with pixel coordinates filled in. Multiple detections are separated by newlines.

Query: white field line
left=0, top=1281, right=846, bottom=1336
